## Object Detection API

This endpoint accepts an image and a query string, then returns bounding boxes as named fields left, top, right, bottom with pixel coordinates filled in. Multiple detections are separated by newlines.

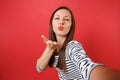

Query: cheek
left=66, top=22, right=72, bottom=31
left=52, top=21, right=57, bottom=31
left=52, top=26, right=58, bottom=34
left=64, top=26, right=71, bottom=35
left=52, top=25, right=55, bottom=33
left=66, top=27, right=71, bottom=33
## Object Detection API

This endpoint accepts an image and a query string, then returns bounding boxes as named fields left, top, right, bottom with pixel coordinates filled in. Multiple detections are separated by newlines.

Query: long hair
left=48, top=6, right=75, bottom=72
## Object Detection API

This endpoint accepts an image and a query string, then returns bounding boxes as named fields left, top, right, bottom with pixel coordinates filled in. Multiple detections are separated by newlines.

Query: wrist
left=45, top=46, right=55, bottom=54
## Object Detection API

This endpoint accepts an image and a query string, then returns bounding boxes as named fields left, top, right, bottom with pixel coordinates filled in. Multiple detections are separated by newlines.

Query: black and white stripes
left=55, top=40, right=101, bottom=80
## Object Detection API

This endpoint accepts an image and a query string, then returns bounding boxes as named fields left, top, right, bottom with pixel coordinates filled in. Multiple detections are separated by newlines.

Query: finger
left=50, top=42, right=57, bottom=49
left=53, top=42, right=57, bottom=45
left=53, top=41, right=59, bottom=48
left=48, top=40, right=52, bottom=45
left=47, top=41, right=55, bottom=47
left=54, top=42, right=60, bottom=47
left=41, top=35, right=48, bottom=43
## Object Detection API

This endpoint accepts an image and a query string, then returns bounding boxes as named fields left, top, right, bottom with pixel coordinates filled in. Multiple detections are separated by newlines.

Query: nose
left=59, top=19, right=64, bottom=25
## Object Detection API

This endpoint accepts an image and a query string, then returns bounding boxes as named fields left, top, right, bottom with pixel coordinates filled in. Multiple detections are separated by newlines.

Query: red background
left=0, top=0, right=120, bottom=80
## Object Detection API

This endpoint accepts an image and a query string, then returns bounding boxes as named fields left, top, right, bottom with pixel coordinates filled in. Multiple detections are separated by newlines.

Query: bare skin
left=90, top=66, right=120, bottom=80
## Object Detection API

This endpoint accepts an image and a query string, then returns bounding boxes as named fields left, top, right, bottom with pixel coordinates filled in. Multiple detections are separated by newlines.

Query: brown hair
left=48, top=6, right=75, bottom=72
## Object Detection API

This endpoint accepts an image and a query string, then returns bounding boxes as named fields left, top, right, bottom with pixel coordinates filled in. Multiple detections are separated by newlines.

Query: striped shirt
left=36, top=40, right=102, bottom=80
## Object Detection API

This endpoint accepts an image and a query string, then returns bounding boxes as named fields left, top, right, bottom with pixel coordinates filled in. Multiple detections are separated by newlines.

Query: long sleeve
left=36, top=62, right=42, bottom=73
left=66, top=40, right=102, bottom=80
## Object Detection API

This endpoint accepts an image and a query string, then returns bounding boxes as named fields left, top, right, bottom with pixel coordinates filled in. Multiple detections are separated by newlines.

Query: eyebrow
left=64, top=16, right=70, bottom=18
left=54, top=15, right=70, bottom=18
left=54, top=15, right=60, bottom=17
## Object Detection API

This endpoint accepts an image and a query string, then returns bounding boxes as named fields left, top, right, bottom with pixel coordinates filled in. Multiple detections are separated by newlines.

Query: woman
left=36, top=6, right=120, bottom=80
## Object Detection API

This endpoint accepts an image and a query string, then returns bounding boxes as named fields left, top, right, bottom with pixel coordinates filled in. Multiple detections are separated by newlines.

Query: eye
left=54, top=17, right=60, bottom=20
left=64, top=18, right=70, bottom=21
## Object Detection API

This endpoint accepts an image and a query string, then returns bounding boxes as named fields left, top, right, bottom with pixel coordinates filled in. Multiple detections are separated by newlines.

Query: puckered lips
left=58, top=26, right=64, bottom=31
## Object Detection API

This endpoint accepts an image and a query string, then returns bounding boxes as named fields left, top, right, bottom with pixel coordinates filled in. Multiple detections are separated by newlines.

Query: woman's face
left=52, top=9, right=72, bottom=37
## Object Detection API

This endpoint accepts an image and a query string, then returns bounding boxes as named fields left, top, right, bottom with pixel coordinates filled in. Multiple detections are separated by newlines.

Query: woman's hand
left=41, top=35, right=59, bottom=51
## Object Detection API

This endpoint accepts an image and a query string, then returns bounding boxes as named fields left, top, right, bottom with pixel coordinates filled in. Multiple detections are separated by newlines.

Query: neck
left=57, top=36, right=66, bottom=45
left=56, top=35, right=66, bottom=52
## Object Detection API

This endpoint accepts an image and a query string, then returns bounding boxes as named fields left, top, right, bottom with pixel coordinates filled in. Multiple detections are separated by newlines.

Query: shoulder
left=66, top=40, right=83, bottom=49
left=65, top=40, right=84, bottom=58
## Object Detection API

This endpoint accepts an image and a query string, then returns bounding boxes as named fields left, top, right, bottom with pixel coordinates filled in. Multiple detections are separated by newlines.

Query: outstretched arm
left=66, top=41, right=120, bottom=80
left=90, top=65, right=120, bottom=80
left=36, top=35, right=58, bottom=72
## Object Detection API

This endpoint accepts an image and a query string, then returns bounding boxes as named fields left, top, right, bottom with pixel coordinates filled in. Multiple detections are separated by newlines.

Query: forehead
left=54, top=9, right=71, bottom=17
